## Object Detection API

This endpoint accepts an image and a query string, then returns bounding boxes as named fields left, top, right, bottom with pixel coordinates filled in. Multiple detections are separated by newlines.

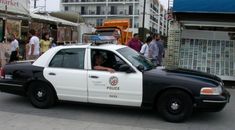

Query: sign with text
left=0, top=0, right=29, bottom=15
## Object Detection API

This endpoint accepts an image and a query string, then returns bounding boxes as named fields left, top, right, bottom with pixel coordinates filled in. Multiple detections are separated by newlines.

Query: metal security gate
left=179, top=38, right=235, bottom=80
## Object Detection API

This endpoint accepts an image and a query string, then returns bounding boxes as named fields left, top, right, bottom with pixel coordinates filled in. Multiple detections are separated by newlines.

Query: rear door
left=87, top=49, right=142, bottom=107
left=44, top=48, right=88, bottom=102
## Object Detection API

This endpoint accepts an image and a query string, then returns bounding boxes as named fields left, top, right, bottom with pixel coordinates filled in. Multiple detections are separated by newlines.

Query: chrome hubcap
left=37, top=91, right=43, bottom=98
left=171, top=102, right=179, bottom=110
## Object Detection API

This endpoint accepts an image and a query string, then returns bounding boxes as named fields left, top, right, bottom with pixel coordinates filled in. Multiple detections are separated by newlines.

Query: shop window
left=49, top=48, right=85, bottom=69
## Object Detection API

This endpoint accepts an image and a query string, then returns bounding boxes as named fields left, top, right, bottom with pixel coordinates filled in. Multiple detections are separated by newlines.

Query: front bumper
left=194, top=89, right=230, bottom=112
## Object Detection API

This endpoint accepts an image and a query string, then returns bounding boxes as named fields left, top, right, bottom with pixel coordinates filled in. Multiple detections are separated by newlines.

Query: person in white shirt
left=9, top=35, right=19, bottom=62
left=28, top=29, right=40, bottom=60
left=140, top=36, right=152, bottom=58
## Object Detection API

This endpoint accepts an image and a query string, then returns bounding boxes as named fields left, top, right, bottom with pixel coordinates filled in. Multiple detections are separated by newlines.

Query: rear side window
left=49, top=48, right=85, bottom=69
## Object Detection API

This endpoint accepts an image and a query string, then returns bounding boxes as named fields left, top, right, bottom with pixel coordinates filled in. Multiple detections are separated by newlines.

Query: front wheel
left=28, top=82, right=56, bottom=109
left=157, top=90, right=193, bottom=122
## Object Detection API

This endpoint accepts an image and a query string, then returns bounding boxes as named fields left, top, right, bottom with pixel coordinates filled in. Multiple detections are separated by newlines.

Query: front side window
left=91, top=49, right=129, bottom=72
left=49, top=48, right=85, bottom=69
left=117, top=47, right=155, bottom=71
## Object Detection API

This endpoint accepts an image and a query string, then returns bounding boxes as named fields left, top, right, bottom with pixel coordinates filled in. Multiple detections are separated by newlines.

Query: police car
left=0, top=36, right=230, bottom=122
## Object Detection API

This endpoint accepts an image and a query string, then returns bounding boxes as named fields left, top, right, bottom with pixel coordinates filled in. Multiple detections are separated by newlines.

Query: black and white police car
left=0, top=39, right=230, bottom=122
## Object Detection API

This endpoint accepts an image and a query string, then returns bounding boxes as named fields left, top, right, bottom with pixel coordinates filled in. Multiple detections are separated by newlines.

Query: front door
left=44, top=48, right=88, bottom=102
left=88, top=49, right=142, bottom=107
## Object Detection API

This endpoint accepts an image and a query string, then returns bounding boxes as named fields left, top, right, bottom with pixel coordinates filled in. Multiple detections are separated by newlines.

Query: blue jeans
left=151, top=59, right=158, bottom=66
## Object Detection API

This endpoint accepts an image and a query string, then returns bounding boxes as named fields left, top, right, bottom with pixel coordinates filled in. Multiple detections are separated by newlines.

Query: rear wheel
left=28, top=82, right=56, bottom=109
left=157, top=89, right=193, bottom=122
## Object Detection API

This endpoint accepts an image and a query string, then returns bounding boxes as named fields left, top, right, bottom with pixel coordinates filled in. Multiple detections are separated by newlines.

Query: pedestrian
left=17, top=35, right=27, bottom=60
left=25, top=42, right=30, bottom=60
left=156, top=36, right=165, bottom=66
left=9, top=34, right=19, bottom=63
left=140, top=36, right=152, bottom=58
left=148, top=34, right=160, bottom=66
left=28, top=29, right=40, bottom=60
left=51, top=39, right=57, bottom=48
left=40, top=32, right=51, bottom=54
left=127, top=33, right=142, bottom=52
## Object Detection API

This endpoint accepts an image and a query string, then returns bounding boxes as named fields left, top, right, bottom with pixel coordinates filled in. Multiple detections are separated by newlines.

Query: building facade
left=167, top=0, right=235, bottom=81
left=60, top=0, right=168, bottom=36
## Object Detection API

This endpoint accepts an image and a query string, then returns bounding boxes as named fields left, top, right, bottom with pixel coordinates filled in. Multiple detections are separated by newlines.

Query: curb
left=225, top=86, right=235, bottom=89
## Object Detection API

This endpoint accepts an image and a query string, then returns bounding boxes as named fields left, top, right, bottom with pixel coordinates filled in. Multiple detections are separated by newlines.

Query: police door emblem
left=109, top=76, right=118, bottom=86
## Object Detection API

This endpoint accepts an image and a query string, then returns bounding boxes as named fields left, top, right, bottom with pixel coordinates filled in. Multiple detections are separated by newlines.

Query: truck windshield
left=117, top=47, right=155, bottom=71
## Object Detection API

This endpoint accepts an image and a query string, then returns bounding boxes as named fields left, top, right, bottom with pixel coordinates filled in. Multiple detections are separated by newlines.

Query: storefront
left=0, top=0, right=30, bottom=67
left=30, top=13, right=78, bottom=45
left=167, top=0, right=235, bottom=81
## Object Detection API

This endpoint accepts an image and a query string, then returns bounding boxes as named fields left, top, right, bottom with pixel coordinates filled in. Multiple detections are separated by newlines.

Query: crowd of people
left=8, top=30, right=165, bottom=67
left=8, top=29, right=56, bottom=63
left=127, top=33, right=165, bottom=66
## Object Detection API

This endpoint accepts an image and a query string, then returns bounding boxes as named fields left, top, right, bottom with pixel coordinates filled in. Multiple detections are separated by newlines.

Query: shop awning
left=30, top=13, right=78, bottom=27
left=49, top=11, right=84, bottom=23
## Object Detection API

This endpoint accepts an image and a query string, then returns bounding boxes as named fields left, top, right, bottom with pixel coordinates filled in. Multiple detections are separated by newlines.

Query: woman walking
left=40, top=33, right=51, bottom=54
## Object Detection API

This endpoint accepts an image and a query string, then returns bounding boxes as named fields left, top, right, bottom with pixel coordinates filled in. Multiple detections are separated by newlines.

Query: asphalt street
left=0, top=89, right=234, bottom=130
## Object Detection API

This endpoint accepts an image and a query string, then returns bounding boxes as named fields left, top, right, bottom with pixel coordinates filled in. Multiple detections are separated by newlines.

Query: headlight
left=200, top=86, right=222, bottom=96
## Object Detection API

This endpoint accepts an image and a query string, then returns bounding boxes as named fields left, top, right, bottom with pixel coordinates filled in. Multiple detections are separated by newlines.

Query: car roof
left=33, top=43, right=127, bottom=67
left=54, top=43, right=126, bottom=51
left=90, top=44, right=126, bottom=50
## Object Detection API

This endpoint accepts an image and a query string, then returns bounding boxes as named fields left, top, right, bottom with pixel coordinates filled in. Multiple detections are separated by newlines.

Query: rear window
left=49, top=48, right=85, bottom=69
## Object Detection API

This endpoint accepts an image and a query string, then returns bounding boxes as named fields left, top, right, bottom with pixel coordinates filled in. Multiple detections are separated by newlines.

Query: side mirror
left=137, top=65, right=145, bottom=72
left=119, top=64, right=134, bottom=73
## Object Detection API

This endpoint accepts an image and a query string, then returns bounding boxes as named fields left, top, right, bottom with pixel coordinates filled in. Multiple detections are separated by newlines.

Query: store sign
left=0, top=0, right=29, bottom=15
left=173, top=0, right=235, bottom=14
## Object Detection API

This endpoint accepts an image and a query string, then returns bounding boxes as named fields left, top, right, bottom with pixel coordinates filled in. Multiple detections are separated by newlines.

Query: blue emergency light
left=90, top=35, right=116, bottom=41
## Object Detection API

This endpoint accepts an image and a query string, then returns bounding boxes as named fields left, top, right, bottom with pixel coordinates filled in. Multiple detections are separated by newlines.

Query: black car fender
left=153, top=85, right=195, bottom=107
left=22, top=73, right=58, bottom=99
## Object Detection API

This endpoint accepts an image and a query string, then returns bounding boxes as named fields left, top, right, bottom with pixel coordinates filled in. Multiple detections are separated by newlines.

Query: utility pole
left=132, top=1, right=135, bottom=31
left=141, top=0, right=146, bottom=41
left=142, top=0, right=146, bottom=30
left=34, top=0, right=37, bottom=8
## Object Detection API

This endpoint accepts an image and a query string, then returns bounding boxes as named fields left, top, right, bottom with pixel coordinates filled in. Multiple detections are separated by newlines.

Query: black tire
left=28, top=82, right=56, bottom=109
left=157, top=89, right=193, bottom=122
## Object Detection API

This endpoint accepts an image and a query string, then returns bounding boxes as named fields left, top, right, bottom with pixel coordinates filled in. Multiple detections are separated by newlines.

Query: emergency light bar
left=89, top=35, right=117, bottom=45
left=90, top=35, right=116, bottom=41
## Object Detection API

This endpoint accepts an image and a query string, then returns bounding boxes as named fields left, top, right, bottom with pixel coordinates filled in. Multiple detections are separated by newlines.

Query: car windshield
left=117, top=47, right=155, bottom=71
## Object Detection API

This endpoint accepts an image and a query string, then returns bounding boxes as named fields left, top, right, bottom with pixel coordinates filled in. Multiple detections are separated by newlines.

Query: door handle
left=89, top=75, right=99, bottom=79
left=49, top=72, right=56, bottom=76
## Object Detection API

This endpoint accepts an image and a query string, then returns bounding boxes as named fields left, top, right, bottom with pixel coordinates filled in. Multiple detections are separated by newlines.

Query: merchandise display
left=179, top=38, right=235, bottom=77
